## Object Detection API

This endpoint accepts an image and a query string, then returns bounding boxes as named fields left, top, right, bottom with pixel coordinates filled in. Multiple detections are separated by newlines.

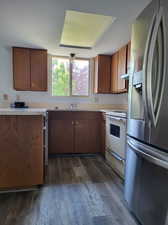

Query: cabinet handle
left=72, top=121, right=74, bottom=125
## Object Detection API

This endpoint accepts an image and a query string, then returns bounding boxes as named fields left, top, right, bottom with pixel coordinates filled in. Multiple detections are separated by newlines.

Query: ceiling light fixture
left=70, top=53, right=76, bottom=59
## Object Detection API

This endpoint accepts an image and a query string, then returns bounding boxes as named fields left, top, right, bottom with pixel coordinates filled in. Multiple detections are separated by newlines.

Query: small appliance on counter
left=11, top=101, right=29, bottom=109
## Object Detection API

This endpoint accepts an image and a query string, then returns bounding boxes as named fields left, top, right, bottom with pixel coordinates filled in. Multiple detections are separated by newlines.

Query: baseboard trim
left=0, top=186, right=39, bottom=194
left=48, top=153, right=101, bottom=158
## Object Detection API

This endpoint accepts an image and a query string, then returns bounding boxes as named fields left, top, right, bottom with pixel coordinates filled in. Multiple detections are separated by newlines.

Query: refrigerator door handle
left=146, top=7, right=166, bottom=126
left=143, top=14, right=156, bottom=120
left=127, top=138, right=168, bottom=169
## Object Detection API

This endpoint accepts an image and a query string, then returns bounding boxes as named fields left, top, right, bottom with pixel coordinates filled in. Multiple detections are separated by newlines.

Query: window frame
left=51, top=55, right=91, bottom=97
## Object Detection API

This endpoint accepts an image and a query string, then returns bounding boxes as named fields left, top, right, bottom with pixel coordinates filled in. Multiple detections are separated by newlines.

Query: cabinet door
left=94, top=55, right=111, bottom=93
left=0, top=116, right=43, bottom=189
left=127, top=42, right=131, bottom=74
left=48, top=119, right=74, bottom=154
left=75, top=120, right=100, bottom=153
left=30, top=49, right=47, bottom=91
left=13, top=47, right=31, bottom=90
left=118, top=45, right=128, bottom=92
left=100, top=113, right=106, bottom=156
left=110, top=52, right=119, bottom=93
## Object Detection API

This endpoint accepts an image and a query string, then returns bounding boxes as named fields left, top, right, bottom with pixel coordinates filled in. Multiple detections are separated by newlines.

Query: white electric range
left=104, top=110, right=127, bottom=179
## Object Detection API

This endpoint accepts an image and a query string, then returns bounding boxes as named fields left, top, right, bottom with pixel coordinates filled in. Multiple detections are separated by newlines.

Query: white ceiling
left=0, top=0, right=151, bottom=57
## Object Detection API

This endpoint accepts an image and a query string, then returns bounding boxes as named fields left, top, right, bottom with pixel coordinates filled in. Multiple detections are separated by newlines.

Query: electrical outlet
left=3, top=94, right=8, bottom=101
left=94, top=96, right=99, bottom=103
left=16, top=95, right=20, bottom=101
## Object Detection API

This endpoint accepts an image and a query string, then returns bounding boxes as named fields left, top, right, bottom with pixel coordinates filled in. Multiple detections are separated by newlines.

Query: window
left=52, top=57, right=90, bottom=96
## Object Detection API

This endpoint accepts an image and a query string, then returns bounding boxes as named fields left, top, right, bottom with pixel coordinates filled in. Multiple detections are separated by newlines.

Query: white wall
left=0, top=43, right=128, bottom=109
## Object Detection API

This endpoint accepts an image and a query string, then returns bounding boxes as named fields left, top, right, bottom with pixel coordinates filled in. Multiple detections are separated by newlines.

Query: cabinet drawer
left=48, top=111, right=101, bottom=120
left=105, top=151, right=125, bottom=179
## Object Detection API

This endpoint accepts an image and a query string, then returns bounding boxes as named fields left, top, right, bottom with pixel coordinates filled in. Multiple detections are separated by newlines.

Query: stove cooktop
left=105, top=110, right=127, bottom=118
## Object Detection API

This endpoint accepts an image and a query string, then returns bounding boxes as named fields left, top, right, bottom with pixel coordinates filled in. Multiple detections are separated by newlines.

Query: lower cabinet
left=0, top=115, right=44, bottom=189
left=100, top=113, right=106, bottom=156
left=75, top=119, right=100, bottom=153
left=48, top=111, right=101, bottom=154
left=49, top=119, right=74, bottom=154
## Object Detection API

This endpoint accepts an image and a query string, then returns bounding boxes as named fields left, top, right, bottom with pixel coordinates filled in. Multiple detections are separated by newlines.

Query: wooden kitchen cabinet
left=110, top=43, right=129, bottom=93
left=117, top=45, right=128, bottom=92
left=48, top=111, right=101, bottom=154
left=110, top=52, right=119, bottom=93
left=49, top=118, right=74, bottom=154
left=100, top=112, right=106, bottom=156
left=118, top=46, right=127, bottom=78
left=13, top=47, right=47, bottom=91
left=13, top=48, right=31, bottom=90
left=94, top=43, right=130, bottom=94
left=94, top=55, right=111, bottom=93
left=75, top=119, right=100, bottom=153
left=127, top=41, right=131, bottom=74
left=0, top=115, right=44, bottom=189
left=30, top=49, right=48, bottom=91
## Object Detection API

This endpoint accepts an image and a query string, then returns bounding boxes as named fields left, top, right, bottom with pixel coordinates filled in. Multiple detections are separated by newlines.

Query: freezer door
left=127, top=0, right=159, bottom=143
left=125, top=136, right=168, bottom=225
left=149, top=0, right=168, bottom=152
left=124, top=140, right=141, bottom=214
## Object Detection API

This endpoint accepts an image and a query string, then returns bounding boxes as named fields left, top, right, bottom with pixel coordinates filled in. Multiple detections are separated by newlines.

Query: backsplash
left=28, top=102, right=128, bottom=110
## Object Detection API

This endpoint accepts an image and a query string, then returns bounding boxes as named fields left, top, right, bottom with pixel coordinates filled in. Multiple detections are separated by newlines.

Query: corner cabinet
left=94, top=42, right=130, bottom=94
left=48, top=111, right=101, bottom=154
left=13, top=47, right=48, bottom=91
left=0, top=115, right=44, bottom=189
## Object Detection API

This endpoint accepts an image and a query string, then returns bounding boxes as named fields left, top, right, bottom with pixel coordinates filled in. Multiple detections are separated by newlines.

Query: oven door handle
left=107, top=115, right=126, bottom=123
left=106, top=148, right=125, bottom=164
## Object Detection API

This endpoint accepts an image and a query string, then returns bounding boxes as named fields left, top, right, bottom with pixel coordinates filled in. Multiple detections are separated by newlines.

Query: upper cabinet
left=13, top=48, right=31, bottom=91
left=127, top=41, right=131, bottom=75
left=13, top=47, right=48, bottom=91
left=94, top=42, right=130, bottom=94
left=117, top=45, right=128, bottom=93
left=94, top=55, right=111, bottom=94
left=30, top=49, right=48, bottom=91
left=110, top=52, right=119, bottom=93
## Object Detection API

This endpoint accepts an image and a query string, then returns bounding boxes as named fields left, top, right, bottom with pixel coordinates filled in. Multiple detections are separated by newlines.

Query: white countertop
left=0, top=108, right=127, bottom=116
left=0, top=108, right=47, bottom=115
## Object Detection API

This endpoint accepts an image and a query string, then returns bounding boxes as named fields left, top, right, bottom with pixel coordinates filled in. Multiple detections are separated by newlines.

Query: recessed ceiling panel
left=60, top=10, right=116, bottom=48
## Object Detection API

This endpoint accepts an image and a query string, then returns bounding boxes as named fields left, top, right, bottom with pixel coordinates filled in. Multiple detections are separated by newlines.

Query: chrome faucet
left=69, top=103, right=78, bottom=110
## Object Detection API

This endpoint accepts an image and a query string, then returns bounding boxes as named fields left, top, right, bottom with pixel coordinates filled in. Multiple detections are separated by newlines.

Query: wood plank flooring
left=0, top=156, right=137, bottom=225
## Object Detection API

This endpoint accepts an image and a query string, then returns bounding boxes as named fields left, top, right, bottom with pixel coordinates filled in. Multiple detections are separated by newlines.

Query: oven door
left=106, top=115, right=126, bottom=159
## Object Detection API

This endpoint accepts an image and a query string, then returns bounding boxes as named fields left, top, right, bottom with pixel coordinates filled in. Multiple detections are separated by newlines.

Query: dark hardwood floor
left=0, top=156, right=137, bottom=225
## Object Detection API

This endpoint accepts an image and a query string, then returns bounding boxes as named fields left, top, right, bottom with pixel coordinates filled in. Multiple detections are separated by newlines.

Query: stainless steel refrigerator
left=124, top=0, right=168, bottom=224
